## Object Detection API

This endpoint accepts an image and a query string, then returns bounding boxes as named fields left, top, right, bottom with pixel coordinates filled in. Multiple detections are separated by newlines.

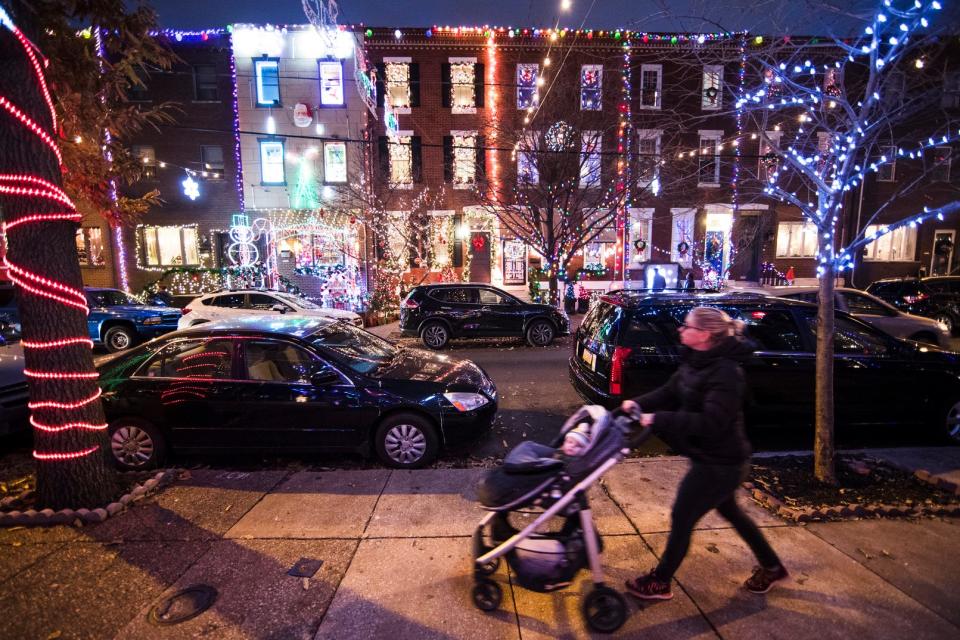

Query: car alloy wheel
left=528, top=320, right=554, bottom=346
left=383, top=423, right=428, bottom=465
left=945, top=401, right=960, bottom=444
left=422, top=323, right=448, bottom=349
left=935, top=314, right=954, bottom=334
left=105, top=326, right=135, bottom=352
left=110, top=425, right=156, bottom=468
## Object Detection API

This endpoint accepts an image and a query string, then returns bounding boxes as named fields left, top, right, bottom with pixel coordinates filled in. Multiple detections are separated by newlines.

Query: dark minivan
left=568, top=291, right=960, bottom=443
left=866, top=276, right=960, bottom=334
left=400, top=283, right=570, bottom=349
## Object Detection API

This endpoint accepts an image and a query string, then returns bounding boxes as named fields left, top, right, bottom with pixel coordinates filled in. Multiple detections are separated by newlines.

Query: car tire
left=104, top=325, right=136, bottom=352
left=908, top=331, right=939, bottom=346
left=934, top=313, right=956, bottom=335
left=526, top=319, right=555, bottom=347
left=420, top=321, right=450, bottom=350
left=939, top=400, right=960, bottom=445
left=374, top=412, right=439, bottom=468
left=109, top=418, right=166, bottom=471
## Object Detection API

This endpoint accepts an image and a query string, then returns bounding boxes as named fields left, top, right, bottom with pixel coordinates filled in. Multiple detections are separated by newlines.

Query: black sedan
left=400, top=283, right=570, bottom=349
left=96, top=316, right=497, bottom=470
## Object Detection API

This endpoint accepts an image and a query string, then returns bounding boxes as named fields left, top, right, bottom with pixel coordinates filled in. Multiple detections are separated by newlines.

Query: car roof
left=84, top=287, right=123, bottom=292
left=598, top=290, right=815, bottom=310
left=199, top=289, right=289, bottom=296
left=175, top=314, right=337, bottom=339
left=416, top=283, right=500, bottom=288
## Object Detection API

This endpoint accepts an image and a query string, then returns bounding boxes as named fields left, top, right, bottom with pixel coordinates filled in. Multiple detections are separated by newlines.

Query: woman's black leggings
left=655, top=462, right=781, bottom=581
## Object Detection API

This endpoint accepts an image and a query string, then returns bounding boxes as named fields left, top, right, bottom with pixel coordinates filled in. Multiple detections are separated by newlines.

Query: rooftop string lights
left=0, top=6, right=107, bottom=464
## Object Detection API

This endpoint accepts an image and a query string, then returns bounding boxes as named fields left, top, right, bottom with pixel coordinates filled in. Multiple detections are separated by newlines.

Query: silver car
left=770, top=286, right=951, bottom=348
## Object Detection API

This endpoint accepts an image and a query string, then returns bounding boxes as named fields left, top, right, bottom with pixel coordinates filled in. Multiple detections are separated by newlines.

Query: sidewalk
left=0, top=450, right=958, bottom=639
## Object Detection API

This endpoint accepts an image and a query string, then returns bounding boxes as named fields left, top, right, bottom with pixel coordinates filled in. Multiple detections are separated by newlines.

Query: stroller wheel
left=472, top=579, right=502, bottom=611
left=583, top=586, right=627, bottom=633
left=476, top=557, right=500, bottom=576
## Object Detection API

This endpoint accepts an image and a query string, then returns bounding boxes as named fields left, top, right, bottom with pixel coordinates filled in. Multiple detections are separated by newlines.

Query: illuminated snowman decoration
left=228, top=213, right=259, bottom=267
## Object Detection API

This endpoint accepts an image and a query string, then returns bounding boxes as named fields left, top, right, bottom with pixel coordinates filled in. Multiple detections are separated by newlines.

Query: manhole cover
left=148, top=585, right=218, bottom=626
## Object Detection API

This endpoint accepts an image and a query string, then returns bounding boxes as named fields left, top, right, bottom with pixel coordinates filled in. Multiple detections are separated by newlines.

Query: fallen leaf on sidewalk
left=856, top=547, right=873, bottom=560
left=705, top=543, right=720, bottom=554
left=880, top=549, right=892, bottom=558
left=46, top=631, right=61, bottom=640
left=302, top=578, right=310, bottom=590
left=224, top=504, right=232, bottom=512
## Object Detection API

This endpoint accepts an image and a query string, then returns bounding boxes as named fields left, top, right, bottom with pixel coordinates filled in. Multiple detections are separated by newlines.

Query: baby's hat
left=565, top=421, right=593, bottom=448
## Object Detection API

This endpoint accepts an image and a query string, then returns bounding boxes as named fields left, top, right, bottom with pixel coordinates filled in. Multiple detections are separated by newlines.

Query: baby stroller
left=471, top=405, right=648, bottom=633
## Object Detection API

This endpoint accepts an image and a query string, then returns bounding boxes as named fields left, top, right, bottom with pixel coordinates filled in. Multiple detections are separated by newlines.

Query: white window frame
left=579, top=131, right=601, bottom=188
left=877, top=145, right=896, bottom=182
left=627, top=208, right=654, bottom=264
left=516, top=63, right=539, bottom=110
left=639, top=64, right=662, bottom=110
left=318, top=59, right=345, bottom=107
left=580, top=64, right=602, bottom=111
left=389, top=130, right=414, bottom=189
left=451, top=130, right=478, bottom=189
left=701, top=65, right=723, bottom=110
left=254, top=58, right=281, bottom=106
left=863, top=224, right=917, bottom=262
left=775, top=221, right=819, bottom=258
left=637, top=129, right=662, bottom=189
left=140, top=225, right=201, bottom=267
left=517, top=132, right=539, bottom=185
left=697, top=130, right=722, bottom=187
left=76, top=227, right=105, bottom=267
left=258, top=138, right=286, bottom=185
left=323, top=141, right=348, bottom=184
left=670, top=208, right=696, bottom=266
left=758, top=131, right=782, bottom=183
left=383, top=57, right=412, bottom=114
left=450, top=57, right=477, bottom=115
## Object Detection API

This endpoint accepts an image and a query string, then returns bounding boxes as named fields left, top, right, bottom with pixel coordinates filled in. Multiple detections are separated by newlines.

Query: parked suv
left=568, top=291, right=960, bottom=443
left=179, top=290, right=363, bottom=329
left=400, top=284, right=570, bottom=349
left=866, top=276, right=960, bottom=334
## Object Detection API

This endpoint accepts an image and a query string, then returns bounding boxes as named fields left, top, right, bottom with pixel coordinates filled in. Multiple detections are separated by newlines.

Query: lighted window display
left=451, top=61, right=476, bottom=113
left=324, top=141, right=347, bottom=183
left=259, top=139, right=286, bottom=185
left=385, top=62, right=411, bottom=110
left=503, top=239, right=527, bottom=285
left=319, top=59, right=345, bottom=106
left=775, top=222, right=819, bottom=258
left=637, top=130, right=661, bottom=188
left=389, top=135, right=413, bottom=185
left=140, top=225, right=200, bottom=267
left=764, top=68, right=783, bottom=97
left=453, top=132, right=477, bottom=187
left=516, top=63, right=539, bottom=109
left=702, top=65, right=723, bottom=110
left=863, top=225, right=917, bottom=262
left=75, top=227, right=105, bottom=266
left=280, top=232, right=345, bottom=268
left=580, top=132, right=601, bottom=187
left=254, top=58, right=280, bottom=106
left=580, top=65, right=602, bottom=110
left=583, top=242, right=613, bottom=269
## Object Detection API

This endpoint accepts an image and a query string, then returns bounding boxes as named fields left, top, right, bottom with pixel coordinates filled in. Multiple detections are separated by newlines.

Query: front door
left=469, top=232, right=492, bottom=283
left=931, top=230, right=955, bottom=276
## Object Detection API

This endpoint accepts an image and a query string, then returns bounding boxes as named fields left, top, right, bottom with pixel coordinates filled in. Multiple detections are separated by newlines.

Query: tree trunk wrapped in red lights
left=0, top=12, right=115, bottom=508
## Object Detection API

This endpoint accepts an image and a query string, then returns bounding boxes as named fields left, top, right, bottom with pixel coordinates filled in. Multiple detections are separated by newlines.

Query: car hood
left=99, top=304, right=175, bottom=315
left=370, top=348, right=494, bottom=394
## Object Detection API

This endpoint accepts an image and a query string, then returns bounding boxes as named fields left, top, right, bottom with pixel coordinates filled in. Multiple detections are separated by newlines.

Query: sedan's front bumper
left=441, top=399, right=498, bottom=446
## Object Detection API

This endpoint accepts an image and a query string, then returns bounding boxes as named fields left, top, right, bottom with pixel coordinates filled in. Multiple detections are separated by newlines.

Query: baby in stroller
left=470, top=404, right=648, bottom=633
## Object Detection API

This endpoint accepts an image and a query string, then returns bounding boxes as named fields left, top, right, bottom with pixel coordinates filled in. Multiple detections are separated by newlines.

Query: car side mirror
left=271, top=304, right=287, bottom=314
left=311, top=369, right=340, bottom=386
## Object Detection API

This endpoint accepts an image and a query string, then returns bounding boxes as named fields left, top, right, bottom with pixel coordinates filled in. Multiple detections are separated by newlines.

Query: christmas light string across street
left=0, top=7, right=109, bottom=461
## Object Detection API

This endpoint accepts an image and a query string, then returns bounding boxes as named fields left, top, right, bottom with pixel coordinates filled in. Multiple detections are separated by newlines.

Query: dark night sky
left=146, top=1, right=957, bottom=36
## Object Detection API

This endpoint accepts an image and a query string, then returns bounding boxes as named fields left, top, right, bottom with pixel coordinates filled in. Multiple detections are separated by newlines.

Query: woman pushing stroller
left=622, top=306, right=788, bottom=600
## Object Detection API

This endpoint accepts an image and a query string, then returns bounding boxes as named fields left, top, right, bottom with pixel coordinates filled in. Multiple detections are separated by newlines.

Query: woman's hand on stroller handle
left=618, top=400, right=642, bottom=422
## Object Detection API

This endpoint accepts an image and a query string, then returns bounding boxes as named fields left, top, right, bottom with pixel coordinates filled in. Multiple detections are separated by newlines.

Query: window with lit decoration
left=775, top=221, right=818, bottom=258
left=863, top=225, right=917, bottom=262
left=140, top=225, right=200, bottom=267
left=628, top=209, right=654, bottom=264
left=697, top=131, right=722, bottom=186
left=817, top=132, right=833, bottom=174
left=389, top=134, right=413, bottom=187
left=701, top=65, right=723, bottom=110
left=132, top=145, right=156, bottom=180
left=582, top=225, right=616, bottom=270
left=259, top=139, right=286, bottom=185
left=930, top=146, right=953, bottom=183
left=279, top=232, right=346, bottom=269
left=517, top=133, right=539, bottom=185
left=639, top=64, right=661, bottom=109
left=580, top=64, right=602, bottom=111
left=450, top=58, right=477, bottom=114
left=201, top=145, right=224, bottom=177
left=877, top=145, right=897, bottom=182
left=319, top=59, right=345, bottom=106
left=324, top=141, right=347, bottom=183
left=823, top=67, right=842, bottom=98
left=758, top=131, right=781, bottom=183
left=193, top=64, right=219, bottom=101
left=580, top=131, right=601, bottom=188
left=503, top=239, right=527, bottom=285
left=637, top=130, right=661, bottom=189
left=517, top=63, right=539, bottom=109
left=254, top=58, right=281, bottom=106
left=451, top=131, right=478, bottom=188
left=385, top=61, right=412, bottom=111
left=763, top=67, right=782, bottom=98
left=75, top=227, right=105, bottom=266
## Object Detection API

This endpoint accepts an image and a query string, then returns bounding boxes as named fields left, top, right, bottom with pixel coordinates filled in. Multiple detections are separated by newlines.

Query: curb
left=0, top=469, right=178, bottom=528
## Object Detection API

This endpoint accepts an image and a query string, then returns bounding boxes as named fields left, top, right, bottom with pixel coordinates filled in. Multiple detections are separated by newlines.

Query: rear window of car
left=580, top=302, right=623, bottom=345
left=867, top=281, right=905, bottom=296
left=924, top=279, right=960, bottom=295
left=428, top=288, right=475, bottom=303
left=739, top=309, right=805, bottom=352
left=620, top=308, right=678, bottom=353
left=210, top=294, right=245, bottom=308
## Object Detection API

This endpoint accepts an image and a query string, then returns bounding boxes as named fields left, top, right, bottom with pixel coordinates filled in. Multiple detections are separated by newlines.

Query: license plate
left=581, top=347, right=596, bottom=371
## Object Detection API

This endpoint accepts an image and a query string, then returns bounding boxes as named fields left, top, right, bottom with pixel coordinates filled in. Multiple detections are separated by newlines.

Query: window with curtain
left=140, top=225, right=200, bottom=267
left=775, top=221, right=819, bottom=258
left=863, top=225, right=917, bottom=262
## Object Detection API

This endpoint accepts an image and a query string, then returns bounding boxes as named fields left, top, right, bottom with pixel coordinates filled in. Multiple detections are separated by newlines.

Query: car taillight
left=404, top=298, right=419, bottom=309
left=181, top=307, right=191, bottom=315
left=903, top=293, right=928, bottom=304
left=609, top=346, right=632, bottom=396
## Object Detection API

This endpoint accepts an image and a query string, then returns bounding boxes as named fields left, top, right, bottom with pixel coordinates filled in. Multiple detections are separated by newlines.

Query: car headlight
left=443, top=392, right=490, bottom=412
left=143, top=316, right=162, bottom=325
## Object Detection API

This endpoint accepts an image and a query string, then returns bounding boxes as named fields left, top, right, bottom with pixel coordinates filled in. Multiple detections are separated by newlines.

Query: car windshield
left=276, top=292, right=321, bottom=310
left=309, top=321, right=398, bottom=374
left=89, top=290, right=142, bottom=307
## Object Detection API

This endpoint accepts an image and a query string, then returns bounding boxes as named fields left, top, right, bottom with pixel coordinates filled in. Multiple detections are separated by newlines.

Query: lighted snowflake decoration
left=545, top=121, right=576, bottom=152
left=181, top=174, right=200, bottom=201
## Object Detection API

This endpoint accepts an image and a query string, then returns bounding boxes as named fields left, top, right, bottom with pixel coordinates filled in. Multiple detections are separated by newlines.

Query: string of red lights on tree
left=0, top=7, right=106, bottom=462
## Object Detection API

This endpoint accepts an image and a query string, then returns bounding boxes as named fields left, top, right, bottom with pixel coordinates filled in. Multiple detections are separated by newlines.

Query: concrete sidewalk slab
left=511, top=534, right=718, bottom=639
left=867, top=447, right=960, bottom=488
left=0, top=540, right=209, bottom=640
left=117, top=539, right=356, bottom=640
left=367, top=469, right=485, bottom=537
left=226, top=470, right=390, bottom=539
left=603, top=459, right=782, bottom=534
left=316, top=537, right=521, bottom=639
left=0, top=542, right=63, bottom=582
left=807, top=518, right=960, bottom=628
left=646, top=526, right=960, bottom=639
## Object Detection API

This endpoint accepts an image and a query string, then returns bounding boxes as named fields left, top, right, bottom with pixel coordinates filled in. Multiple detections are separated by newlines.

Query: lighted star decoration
left=182, top=173, right=200, bottom=200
